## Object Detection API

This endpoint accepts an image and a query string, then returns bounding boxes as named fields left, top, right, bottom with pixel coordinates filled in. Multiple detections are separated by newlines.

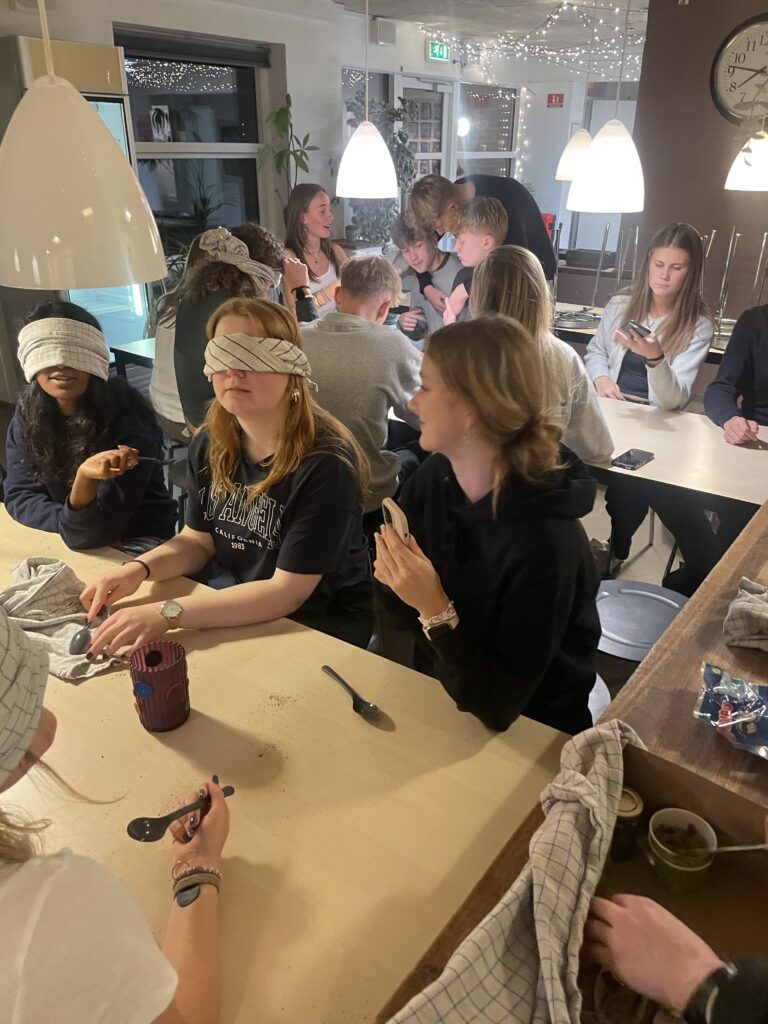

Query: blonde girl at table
left=283, top=183, right=347, bottom=319
left=81, top=298, right=373, bottom=652
left=373, top=316, right=600, bottom=735
left=470, top=245, right=613, bottom=465
left=583, top=223, right=715, bottom=589
left=0, top=607, right=230, bottom=1024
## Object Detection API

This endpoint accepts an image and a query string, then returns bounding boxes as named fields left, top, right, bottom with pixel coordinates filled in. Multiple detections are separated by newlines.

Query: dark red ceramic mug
left=129, top=640, right=190, bottom=732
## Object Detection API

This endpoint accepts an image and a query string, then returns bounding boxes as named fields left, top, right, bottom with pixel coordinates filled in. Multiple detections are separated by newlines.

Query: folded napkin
left=724, top=577, right=768, bottom=653
left=388, top=720, right=644, bottom=1024
left=0, top=557, right=119, bottom=681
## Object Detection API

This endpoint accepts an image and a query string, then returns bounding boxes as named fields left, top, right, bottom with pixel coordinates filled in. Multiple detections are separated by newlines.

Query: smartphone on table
left=611, top=448, right=655, bottom=471
left=382, top=497, right=410, bottom=543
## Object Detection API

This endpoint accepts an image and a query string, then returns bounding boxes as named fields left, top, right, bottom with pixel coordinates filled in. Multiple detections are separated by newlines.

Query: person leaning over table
left=470, top=244, right=613, bottom=465
left=81, top=298, right=373, bottom=653
left=4, top=301, right=176, bottom=554
left=583, top=223, right=716, bottom=592
left=585, top=890, right=768, bottom=1023
left=0, top=606, right=231, bottom=1024
left=373, top=316, right=601, bottom=735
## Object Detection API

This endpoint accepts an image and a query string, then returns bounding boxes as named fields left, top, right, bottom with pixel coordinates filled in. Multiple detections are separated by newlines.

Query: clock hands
left=728, top=63, right=768, bottom=87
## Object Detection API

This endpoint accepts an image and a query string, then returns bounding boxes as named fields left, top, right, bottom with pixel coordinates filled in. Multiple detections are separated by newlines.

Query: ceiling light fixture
left=567, top=0, right=644, bottom=212
left=0, top=0, right=166, bottom=288
left=556, top=0, right=596, bottom=182
left=336, top=0, right=398, bottom=199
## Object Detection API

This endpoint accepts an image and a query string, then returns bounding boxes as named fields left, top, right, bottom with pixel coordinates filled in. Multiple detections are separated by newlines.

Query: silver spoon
left=689, top=842, right=768, bottom=856
left=127, top=785, right=235, bottom=842
left=321, top=664, right=380, bottom=721
left=69, top=625, right=92, bottom=655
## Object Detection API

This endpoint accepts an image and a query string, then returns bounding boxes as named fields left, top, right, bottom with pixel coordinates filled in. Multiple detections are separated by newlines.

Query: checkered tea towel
left=723, top=577, right=768, bottom=653
left=0, top=558, right=118, bottom=681
left=387, top=720, right=644, bottom=1024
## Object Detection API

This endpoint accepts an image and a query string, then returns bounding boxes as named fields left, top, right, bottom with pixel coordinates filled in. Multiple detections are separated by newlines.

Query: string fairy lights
left=419, top=1, right=645, bottom=81
left=124, top=58, right=237, bottom=94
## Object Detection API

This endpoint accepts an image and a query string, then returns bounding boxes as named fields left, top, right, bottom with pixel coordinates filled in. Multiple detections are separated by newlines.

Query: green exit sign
left=426, top=39, right=451, bottom=63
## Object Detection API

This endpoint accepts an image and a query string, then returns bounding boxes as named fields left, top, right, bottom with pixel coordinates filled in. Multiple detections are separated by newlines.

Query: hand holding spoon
left=127, top=784, right=235, bottom=842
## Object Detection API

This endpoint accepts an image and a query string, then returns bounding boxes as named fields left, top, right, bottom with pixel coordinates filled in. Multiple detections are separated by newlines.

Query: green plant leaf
left=305, top=145, right=319, bottom=152
left=295, top=154, right=309, bottom=173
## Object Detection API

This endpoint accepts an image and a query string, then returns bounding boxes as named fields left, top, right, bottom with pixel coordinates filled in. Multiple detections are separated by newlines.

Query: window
left=455, top=84, right=516, bottom=180
left=402, top=79, right=448, bottom=178
left=125, top=53, right=262, bottom=254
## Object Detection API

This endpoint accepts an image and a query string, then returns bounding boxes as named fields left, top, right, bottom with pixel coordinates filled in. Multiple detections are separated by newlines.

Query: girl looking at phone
left=584, top=222, right=713, bottom=408
left=373, top=316, right=600, bottom=735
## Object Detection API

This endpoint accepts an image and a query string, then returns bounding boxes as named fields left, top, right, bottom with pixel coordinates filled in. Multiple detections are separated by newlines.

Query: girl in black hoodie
left=374, top=315, right=600, bottom=734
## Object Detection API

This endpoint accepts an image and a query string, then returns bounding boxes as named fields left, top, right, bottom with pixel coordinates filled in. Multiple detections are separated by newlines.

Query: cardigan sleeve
left=648, top=314, right=714, bottom=410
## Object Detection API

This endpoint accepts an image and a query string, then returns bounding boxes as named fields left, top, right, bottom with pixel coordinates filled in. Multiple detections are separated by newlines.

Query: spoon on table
left=690, top=841, right=768, bottom=856
left=127, top=785, right=235, bottom=842
left=321, top=664, right=380, bottom=722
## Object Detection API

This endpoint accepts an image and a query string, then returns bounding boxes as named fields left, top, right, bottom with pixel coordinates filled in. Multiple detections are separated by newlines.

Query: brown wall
left=633, top=0, right=768, bottom=319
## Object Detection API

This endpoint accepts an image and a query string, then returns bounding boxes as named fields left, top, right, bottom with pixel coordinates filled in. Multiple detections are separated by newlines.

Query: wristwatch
left=684, top=963, right=737, bottom=1023
left=160, top=599, right=184, bottom=628
left=419, top=601, right=460, bottom=642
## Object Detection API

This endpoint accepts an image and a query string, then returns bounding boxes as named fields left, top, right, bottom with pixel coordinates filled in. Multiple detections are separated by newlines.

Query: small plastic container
left=610, top=787, right=644, bottom=862
left=129, top=640, right=189, bottom=732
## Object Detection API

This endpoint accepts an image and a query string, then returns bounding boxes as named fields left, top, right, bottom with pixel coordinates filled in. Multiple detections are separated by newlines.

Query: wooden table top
left=0, top=511, right=565, bottom=1023
left=603, top=500, right=768, bottom=808
left=590, top=397, right=768, bottom=506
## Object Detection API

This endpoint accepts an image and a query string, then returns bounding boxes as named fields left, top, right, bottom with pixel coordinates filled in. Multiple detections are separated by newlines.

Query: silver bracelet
left=418, top=601, right=457, bottom=629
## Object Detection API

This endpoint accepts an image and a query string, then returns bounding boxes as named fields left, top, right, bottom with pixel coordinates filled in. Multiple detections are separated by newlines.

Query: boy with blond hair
left=443, top=197, right=508, bottom=323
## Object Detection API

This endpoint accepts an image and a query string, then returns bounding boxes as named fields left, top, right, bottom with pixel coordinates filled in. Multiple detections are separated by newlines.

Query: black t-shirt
left=451, top=265, right=474, bottom=294
left=185, top=430, right=370, bottom=612
left=455, top=173, right=557, bottom=280
left=616, top=349, right=649, bottom=399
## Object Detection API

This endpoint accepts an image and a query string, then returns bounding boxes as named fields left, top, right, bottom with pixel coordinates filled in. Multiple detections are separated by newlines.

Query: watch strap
left=684, top=964, right=736, bottom=1024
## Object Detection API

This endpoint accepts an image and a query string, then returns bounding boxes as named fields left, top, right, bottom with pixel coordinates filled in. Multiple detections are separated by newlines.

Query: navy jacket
left=704, top=304, right=768, bottom=428
left=4, top=409, right=176, bottom=551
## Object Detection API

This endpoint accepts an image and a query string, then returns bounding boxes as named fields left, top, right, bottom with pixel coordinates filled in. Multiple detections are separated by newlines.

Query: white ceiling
left=333, top=1, right=647, bottom=70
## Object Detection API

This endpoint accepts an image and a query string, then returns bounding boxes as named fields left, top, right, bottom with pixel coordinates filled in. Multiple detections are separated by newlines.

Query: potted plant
left=343, top=92, right=417, bottom=249
left=257, top=93, right=319, bottom=224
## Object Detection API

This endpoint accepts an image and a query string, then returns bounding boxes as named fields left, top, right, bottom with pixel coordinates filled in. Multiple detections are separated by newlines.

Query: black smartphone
left=623, top=319, right=652, bottom=338
left=611, top=448, right=655, bottom=471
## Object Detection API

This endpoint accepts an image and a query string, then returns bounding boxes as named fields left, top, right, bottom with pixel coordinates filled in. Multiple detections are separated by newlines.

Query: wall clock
left=711, top=15, right=768, bottom=125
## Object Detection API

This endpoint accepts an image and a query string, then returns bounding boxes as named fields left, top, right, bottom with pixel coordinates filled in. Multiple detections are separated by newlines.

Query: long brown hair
left=426, top=316, right=562, bottom=503
left=622, top=222, right=712, bottom=359
left=284, top=183, right=340, bottom=283
left=202, top=297, right=369, bottom=502
left=470, top=246, right=571, bottom=419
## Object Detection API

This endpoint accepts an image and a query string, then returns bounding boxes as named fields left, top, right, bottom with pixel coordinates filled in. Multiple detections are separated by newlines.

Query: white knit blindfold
left=203, top=333, right=317, bottom=390
left=198, top=227, right=278, bottom=293
left=17, top=318, right=110, bottom=383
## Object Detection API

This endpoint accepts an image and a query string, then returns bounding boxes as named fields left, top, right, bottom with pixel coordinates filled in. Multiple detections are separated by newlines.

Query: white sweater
left=546, top=333, right=614, bottom=464
left=583, top=295, right=714, bottom=411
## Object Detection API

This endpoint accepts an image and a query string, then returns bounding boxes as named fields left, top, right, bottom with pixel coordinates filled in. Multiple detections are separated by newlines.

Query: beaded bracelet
left=172, top=861, right=222, bottom=884
left=172, top=864, right=222, bottom=907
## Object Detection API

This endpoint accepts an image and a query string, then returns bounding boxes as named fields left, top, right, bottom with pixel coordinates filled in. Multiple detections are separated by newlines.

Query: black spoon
left=69, top=626, right=91, bottom=656
left=321, top=664, right=380, bottom=721
left=127, top=785, right=235, bottom=842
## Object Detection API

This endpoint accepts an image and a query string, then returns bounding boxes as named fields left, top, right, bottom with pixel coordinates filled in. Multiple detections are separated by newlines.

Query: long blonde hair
left=471, top=246, right=570, bottom=416
left=622, top=222, right=712, bottom=358
left=203, top=297, right=370, bottom=503
left=426, top=316, right=562, bottom=502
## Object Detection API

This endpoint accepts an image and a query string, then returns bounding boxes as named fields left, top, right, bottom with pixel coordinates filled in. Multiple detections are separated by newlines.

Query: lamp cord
left=37, top=0, right=56, bottom=82
left=614, top=0, right=632, bottom=118
left=364, top=0, right=369, bottom=121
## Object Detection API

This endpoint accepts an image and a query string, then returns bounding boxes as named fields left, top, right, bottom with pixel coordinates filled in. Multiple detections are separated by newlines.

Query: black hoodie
left=375, top=453, right=600, bottom=733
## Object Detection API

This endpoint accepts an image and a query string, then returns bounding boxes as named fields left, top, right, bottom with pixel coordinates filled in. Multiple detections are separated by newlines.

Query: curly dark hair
left=173, top=223, right=283, bottom=306
left=17, top=301, right=162, bottom=488
left=231, top=223, right=285, bottom=270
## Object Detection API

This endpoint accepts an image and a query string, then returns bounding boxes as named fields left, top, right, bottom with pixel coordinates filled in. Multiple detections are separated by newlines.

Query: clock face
left=711, top=15, right=768, bottom=125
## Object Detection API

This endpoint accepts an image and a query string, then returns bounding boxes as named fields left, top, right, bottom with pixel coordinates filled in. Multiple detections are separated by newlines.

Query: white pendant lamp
left=336, top=0, right=398, bottom=199
left=566, top=0, right=644, bottom=213
left=555, top=128, right=592, bottom=181
left=724, top=132, right=768, bottom=191
left=567, top=118, right=644, bottom=211
left=0, top=0, right=165, bottom=289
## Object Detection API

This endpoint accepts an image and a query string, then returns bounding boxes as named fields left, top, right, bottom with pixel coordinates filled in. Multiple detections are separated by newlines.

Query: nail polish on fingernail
left=212, top=774, right=219, bottom=785
left=85, top=652, right=94, bottom=662
left=199, top=788, right=207, bottom=799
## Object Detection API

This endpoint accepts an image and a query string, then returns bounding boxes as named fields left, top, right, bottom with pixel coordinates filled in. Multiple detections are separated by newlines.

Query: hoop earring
left=290, top=389, right=300, bottom=404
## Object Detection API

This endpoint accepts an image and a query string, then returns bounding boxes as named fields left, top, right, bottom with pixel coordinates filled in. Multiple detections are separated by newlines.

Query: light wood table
left=602, top=501, right=768, bottom=808
left=0, top=511, right=565, bottom=1023
left=111, top=336, right=155, bottom=376
left=590, top=397, right=768, bottom=508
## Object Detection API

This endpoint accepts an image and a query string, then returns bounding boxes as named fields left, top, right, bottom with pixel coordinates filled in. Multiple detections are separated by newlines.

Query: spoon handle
left=321, top=664, right=360, bottom=702
left=701, top=842, right=768, bottom=855
left=167, top=785, right=236, bottom=826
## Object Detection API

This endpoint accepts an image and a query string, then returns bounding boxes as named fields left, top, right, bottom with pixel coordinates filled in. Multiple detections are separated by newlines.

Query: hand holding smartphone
left=382, top=497, right=410, bottom=543
left=619, top=319, right=652, bottom=339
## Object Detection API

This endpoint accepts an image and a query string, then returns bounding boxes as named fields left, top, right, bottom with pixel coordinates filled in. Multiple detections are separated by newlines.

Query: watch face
left=711, top=16, right=768, bottom=125
left=163, top=600, right=183, bottom=620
